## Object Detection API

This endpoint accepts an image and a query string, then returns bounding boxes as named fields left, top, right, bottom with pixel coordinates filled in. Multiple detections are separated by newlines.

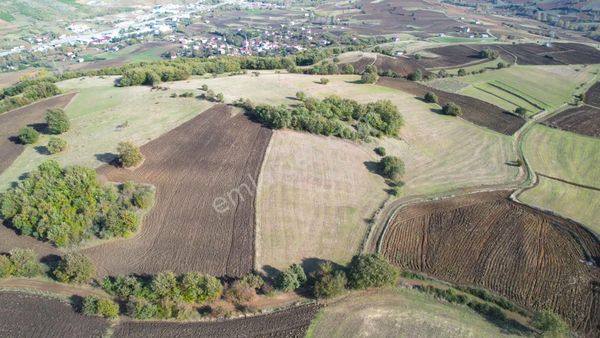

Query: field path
left=0, top=278, right=110, bottom=299
left=82, top=105, right=272, bottom=278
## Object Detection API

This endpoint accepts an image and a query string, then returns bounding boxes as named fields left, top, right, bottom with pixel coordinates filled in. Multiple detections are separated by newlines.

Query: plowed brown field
left=82, top=105, right=272, bottom=277
left=0, top=93, right=77, bottom=175
left=113, top=304, right=320, bottom=338
left=545, top=105, right=600, bottom=138
left=377, top=77, right=525, bottom=135
left=380, top=191, right=600, bottom=336
left=0, top=291, right=109, bottom=338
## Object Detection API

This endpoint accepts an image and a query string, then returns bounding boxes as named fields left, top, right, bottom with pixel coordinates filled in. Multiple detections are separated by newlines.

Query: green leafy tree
left=82, top=296, right=99, bottom=316
left=181, top=272, right=223, bottom=303
left=361, top=71, right=379, bottom=84
left=53, top=253, right=96, bottom=284
left=312, top=262, right=347, bottom=299
left=97, top=299, right=120, bottom=319
left=532, top=311, right=570, bottom=338
left=47, top=137, right=67, bottom=154
left=276, top=269, right=300, bottom=292
left=216, top=93, right=224, bottom=102
left=46, top=108, right=70, bottom=134
left=201, top=84, right=208, bottom=91
left=320, top=78, right=330, bottom=85
left=424, top=92, right=438, bottom=104
left=289, top=264, right=307, bottom=284
left=457, top=68, right=467, bottom=76
left=9, top=248, right=42, bottom=277
left=18, top=127, right=39, bottom=144
left=151, top=271, right=180, bottom=300
left=0, top=255, right=15, bottom=277
left=117, top=141, right=144, bottom=168
left=379, top=156, right=405, bottom=182
left=442, top=102, right=462, bottom=116
left=342, top=63, right=354, bottom=74
left=374, top=146, right=386, bottom=156
left=407, top=69, right=422, bottom=81
left=295, top=91, right=306, bottom=101
left=480, top=48, right=499, bottom=60
left=347, top=254, right=398, bottom=289
left=514, top=107, right=527, bottom=116
left=497, top=62, right=506, bottom=69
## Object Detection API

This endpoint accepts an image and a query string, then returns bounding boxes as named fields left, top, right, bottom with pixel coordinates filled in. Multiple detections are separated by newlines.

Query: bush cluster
left=18, top=127, right=39, bottom=144
left=275, top=264, right=307, bottom=292
left=47, top=137, right=67, bottom=154
left=242, top=95, right=402, bottom=141
left=0, top=248, right=42, bottom=278
left=0, top=79, right=61, bottom=113
left=0, top=160, right=154, bottom=246
left=53, top=253, right=96, bottom=284
left=82, top=296, right=119, bottom=319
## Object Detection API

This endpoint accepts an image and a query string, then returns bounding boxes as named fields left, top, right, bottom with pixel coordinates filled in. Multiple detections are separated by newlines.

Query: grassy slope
left=430, top=65, right=597, bottom=114
left=521, top=124, right=600, bottom=232
left=0, top=77, right=212, bottom=189
left=185, top=72, right=518, bottom=270
left=306, top=288, right=528, bottom=338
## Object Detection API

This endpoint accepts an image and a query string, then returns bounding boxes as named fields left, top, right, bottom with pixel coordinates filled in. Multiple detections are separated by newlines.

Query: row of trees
left=0, top=79, right=61, bottom=113
left=18, top=108, right=70, bottom=157
left=239, top=94, right=403, bottom=141
left=0, top=160, right=154, bottom=246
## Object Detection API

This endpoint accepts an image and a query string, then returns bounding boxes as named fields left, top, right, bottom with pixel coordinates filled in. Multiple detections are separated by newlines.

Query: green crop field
left=0, top=77, right=212, bottom=189
left=429, top=65, right=598, bottom=115
left=306, top=288, right=530, bottom=338
left=521, top=124, right=600, bottom=232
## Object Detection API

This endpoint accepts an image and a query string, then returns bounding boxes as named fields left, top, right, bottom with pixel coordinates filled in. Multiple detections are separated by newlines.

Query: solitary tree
left=18, top=127, right=39, bottom=144
left=320, top=78, right=330, bottom=85
left=514, top=107, right=527, bottom=116
left=457, top=68, right=467, bottom=76
left=117, top=141, right=144, bottom=168
left=424, top=92, right=438, bottom=104
left=295, top=91, right=306, bottom=101
left=346, top=254, right=398, bottom=289
left=442, top=102, right=463, bottom=116
left=407, top=69, right=422, bottom=81
left=361, top=72, right=379, bottom=84
left=53, top=253, right=96, bottom=284
left=46, top=108, right=70, bottom=134
left=342, top=63, right=355, bottom=74
left=216, top=93, right=224, bottom=102
left=47, top=137, right=67, bottom=154
left=379, top=156, right=405, bottom=182
left=479, top=48, right=499, bottom=60
left=374, top=146, right=386, bottom=156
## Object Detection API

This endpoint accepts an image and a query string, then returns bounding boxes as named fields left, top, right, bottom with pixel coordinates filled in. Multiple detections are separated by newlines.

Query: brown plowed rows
left=544, top=105, right=600, bottom=137
left=418, top=43, right=600, bottom=68
left=374, top=55, right=429, bottom=77
left=346, top=57, right=376, bottom=74
left=584, top=81, right=600, bottom=108
left=377, top=77, right=525, bottom=135
left=113, top=304, right=321, bottom=338
left=0, top=93, right=77, bottom=175
left=380, top=191, right=600, bottom=336
left=81, top=105, right=272, bottom=278
left=0, top=291, right=109, bottom=338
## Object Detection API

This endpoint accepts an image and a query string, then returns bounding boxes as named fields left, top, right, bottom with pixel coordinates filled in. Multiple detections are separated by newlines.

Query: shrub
left=276, top=269, right=301, bottom=292
left=46, top=108, right=70, bottom=134
left=151, top=271, right=180, bottom=301
left=47, top=137, right=67, bottom=154
left=379, top=156, right=405, bottom=182
left=225, top=280, right=256, bottom=305
left=181, top=272, right=223, bottom=304
left=200, top=84, right=208, bottom=91
left=442, top=102, right=462, bottom=116
left=216, top=93, right=224, bottom=102
left=128, top=298, right=159, bottom=319
left=514, top=107, right=527, bottom=116
left=0, top=255, right=15, bottom=278
left=424, top=91, right=438, bottom=104
left=117, top=141, right=144, bottom=168
left=312, top=262, right=346, bottom=299
left=346, top=254, right=398, bottom=289
left=8, top=248, right=42, bottom=277
left=342, top=63, right=354, bottom=74
left=178, top=92, right=194, bottom=98
left=96, top=299, right=120, bottom=319
left=289, top=264, right=307, bottom=284
left=295, top=91, right=306, bottom=101
left=531, top=310, right=569, bottom=337
left=497, top=62, right=506, bottom=69
left=211, top=300, right=235, bottom=318
left=53, top=253, right=96, bottom=284
left=82, top=296, right=99, bottom=316
left=479, top=48, right=499, bottom=60
left=240, top=273, right=265, bottom=290
left=361, top=72, right=378, bottom=84
left=320, top=78, right=330, bottom=85
left=374, top=146, right=386, bottom=156
left=457, top=68, right=467, bottom=76
left=18, top=127, right=39, bottom=144
left=407, top=69, right=422, bottom=81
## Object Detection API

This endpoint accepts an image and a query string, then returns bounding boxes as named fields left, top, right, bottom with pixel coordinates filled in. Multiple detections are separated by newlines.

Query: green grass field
left=429, top=65, right=598, bottom=115
left=520, top=124, right=600, bottom=232
left=0, top=77, right=212, bottom=189
left=306, top=288, right=530, bottom=338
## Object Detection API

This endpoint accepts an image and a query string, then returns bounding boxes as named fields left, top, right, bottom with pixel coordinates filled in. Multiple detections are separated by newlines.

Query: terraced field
left=380, top=191, right=600, bottom=336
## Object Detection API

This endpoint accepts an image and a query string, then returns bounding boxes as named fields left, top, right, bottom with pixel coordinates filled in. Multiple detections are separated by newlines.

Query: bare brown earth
left=0, top=69, right=38, bottom=89
left=0, top=93, right=77, bottom=175
left=0, top=291, right=109, bottom=338
left=113, top=304, right=320, bottom=338
left=380, top=191, right=600, bottom=336
left=82, top=105, right=272, bottom=278
left=585, top=81, right=600, bottom=107
left=377, top=77, right=525, bottom=135
left=544, top=105, right=600, bottom=138
left=374, top=55, right=428, bottom=77
left=418, top=43, right=600, bottom=68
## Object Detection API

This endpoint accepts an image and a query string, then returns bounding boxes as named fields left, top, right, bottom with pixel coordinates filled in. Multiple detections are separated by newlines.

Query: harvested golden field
left=380, top=191, right=600, bottom=336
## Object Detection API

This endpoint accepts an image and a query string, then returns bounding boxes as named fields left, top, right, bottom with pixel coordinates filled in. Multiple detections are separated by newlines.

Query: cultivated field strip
left=0, top=291, right=109, bottom=338
left=82, top=105, right=272, bottom=277
left=0, top=93, right=77, bottom=175
left=113, top=304, right=320, bottom=338
left=380, top=191, right=600, bottom=335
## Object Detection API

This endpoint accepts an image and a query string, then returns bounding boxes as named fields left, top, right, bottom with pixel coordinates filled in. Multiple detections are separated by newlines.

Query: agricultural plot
left=544, top=105, right=600, bottom=137
left=0, top=77, right=211, bottom=189
left=114, top=304, right=320, bottom=338
left=82, top=105, right=272, bottom=277
left=416, top=44, right=505, bottom=69
left=377, top=77, right=525, bottom=134
left=306, top=288, right=529, bottom=338
left=584, top=81, right=600, bottom=107
left=374, top=55, right=428, bottom=77
left=522, top=124, right=600, bottom=232
left=0, top=93, right=76, bottom=176
left=0, top=291, right=109, bottom=338
left=379, top=191, right=600, bottom=336
left=243, top=74, right=519, bottom=270
left=454, top=65, right=597, bottom=115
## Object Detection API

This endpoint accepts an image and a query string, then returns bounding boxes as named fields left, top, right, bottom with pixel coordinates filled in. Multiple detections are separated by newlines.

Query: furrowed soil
left=380, top=191, right=600, bottom=336
left=113, top=304, right=320, bottom=338
left=0, top=291, right=109, bottom=338
left=377, top=77, right=525, bottom=135
left=0, top=93, right=77, bottom=175
left=82, top=105, right=272, bottom=277
left=544, top=105, right=600, bottom=137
